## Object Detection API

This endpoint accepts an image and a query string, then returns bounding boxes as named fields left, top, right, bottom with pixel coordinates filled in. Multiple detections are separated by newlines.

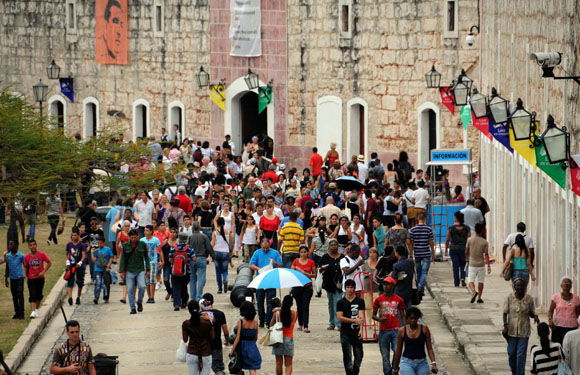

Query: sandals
left=304, top=328, right=311, bottom=333
left=327, top=325, right=335, bottom=330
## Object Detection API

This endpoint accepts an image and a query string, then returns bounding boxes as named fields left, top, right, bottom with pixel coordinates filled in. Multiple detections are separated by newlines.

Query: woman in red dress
left=259, top=204, right=280, bottom=249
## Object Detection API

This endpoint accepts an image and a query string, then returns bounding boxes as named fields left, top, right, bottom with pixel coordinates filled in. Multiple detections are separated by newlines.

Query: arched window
left=48, top=95, right=67, bottom=132
left=132, top=99, right=150, bottom=141
left=346, top=98, right=368, bottom=160
left=83, top=97, right=100, bottom=138
left=316, top=95, right=343, bottom=161
left=168, top=101, right=185, bottom=145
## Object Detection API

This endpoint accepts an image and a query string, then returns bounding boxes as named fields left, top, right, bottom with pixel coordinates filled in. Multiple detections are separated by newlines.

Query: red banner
left=439, top=87, right=455, bottom=115
left=472, top=112, right=492, bottom=140
left=570, top=155, right=580, bottom=197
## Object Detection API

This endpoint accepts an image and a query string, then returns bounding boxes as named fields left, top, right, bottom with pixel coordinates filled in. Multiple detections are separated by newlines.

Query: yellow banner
left=509, top=121, right=538, bottom=167
left=210, top=84, right=226, bottom=111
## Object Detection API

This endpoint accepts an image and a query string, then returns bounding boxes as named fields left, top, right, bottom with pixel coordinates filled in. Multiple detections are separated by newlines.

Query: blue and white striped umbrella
left=247, top=268, right=311, bottom=290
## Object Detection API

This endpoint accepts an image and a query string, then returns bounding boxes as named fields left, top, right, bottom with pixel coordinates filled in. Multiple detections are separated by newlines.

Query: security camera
left=466, top=34, right=475, bottom=46
left=529, top=52, right=562, bottom=68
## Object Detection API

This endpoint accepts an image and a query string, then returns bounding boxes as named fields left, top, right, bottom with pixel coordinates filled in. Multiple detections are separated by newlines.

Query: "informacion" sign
left=230, top=0, right=262, bottom=57
left=430, top=149, right=471, bottom=163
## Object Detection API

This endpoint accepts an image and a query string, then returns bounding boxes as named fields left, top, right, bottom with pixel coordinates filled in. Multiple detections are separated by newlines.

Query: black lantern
left=47, top=60, right=61, bottom=80
left=452, top=76, right=469, bottom=106
left=487, top=87, right=509, bottom=125
left=459, top=69, right=473, bottom=92
left=32, top=79, right=48, bottom=117
left=469, top=87, right=488, bottom=119
left=425, top=65, right=441, bottom=88
left=541, top=115, right=570, bottom=165
left=244, top=69, right=259, bottom=90
left=196, top=66, right=210, bottom=89
left=509, top=98, right=536, bottom=141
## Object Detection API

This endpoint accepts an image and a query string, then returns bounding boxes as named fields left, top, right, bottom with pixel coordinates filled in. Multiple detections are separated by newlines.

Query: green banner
left=460, top=105, right=471, bottom=130
left=535, top=141, right=566, bottom=189
left=258, top=86, right=272, bottom=114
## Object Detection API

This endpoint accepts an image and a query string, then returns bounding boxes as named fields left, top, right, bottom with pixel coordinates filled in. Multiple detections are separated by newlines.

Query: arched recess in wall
left=225, top=77, right=275, bottom=152
left=168, top=101, right=185, bottom=143
left=346, top=98, right=368, bottom=161
left=316, top=96, right=343, bottom=159
left=48, top=94, right=67, bottom=132
left=132, top=99, right=150, bottom=141
left=83, top=97, right=100, bottom=138
left=416, top=101, right=441, bottom=170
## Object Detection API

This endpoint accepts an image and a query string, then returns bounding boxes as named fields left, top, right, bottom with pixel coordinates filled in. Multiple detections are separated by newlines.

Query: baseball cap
left=272, top=157, right=278, bottom=163
left=279, top=163, right=286, bottom=170
left=383, top=276, right=397, bottom=285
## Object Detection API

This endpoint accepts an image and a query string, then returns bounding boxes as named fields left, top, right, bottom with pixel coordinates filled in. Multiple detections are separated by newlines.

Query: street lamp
left=469, top=87, right=488, bottom=118
left=425, top=65, right=442, bottom=88
left=244, top=69, right=259, bottom=90
left=47, top=60, right=61, bottom=80
left=541, top=115, right=570, bottom=165
left=32, top=79, right=48, bottom=117
left=452, top=76, right=469, bottom=106
left=509, top=98, right=536, bottom=141
left=196, top=66, right=210, bottom=89
left=487, top=87, right=509, bottom=125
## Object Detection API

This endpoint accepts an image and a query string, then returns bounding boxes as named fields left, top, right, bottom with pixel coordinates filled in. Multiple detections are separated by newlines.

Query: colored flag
left=489, top=118, right=513, bottom=153
left=210, top=84, right=226, bottom=111
left=59, top=78, right=74, bottom=103
left=536, top=141, right=566, bottom=189
left=258, top=86, right=272, bottom=114
left=471, top=112, right=492, bottom=140
left=439, top=87, right=455, bottom=115
left=570, top=155, right=580, bottom=197
left=510, top=121, right=538, bottom=167
left=460, top=105, right=471, bottom=130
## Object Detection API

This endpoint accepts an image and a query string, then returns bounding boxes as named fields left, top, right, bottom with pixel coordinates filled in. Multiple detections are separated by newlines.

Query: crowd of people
left=2, top=134, right=580, bottom=375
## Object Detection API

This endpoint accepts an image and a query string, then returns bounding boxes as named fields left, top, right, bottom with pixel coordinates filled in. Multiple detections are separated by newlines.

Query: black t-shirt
left=208, top=309, right=227, bottom=350
left=375, top=251, right=396, bottom=281
left=319, top=253, right=344, bottom=294
left=86, top=228, right=105, bottom=249
left=337, top=296, right=365, bottom=337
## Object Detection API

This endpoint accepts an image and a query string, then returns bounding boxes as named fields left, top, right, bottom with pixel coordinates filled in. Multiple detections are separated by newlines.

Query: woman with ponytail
left=530, top=322, right=564, bottom=375
left=270, top=295, right=297, bottom=375
left=502, top=234, right=536, bottom=288
left=445, top=211, right=471, bottom=287
left=182, top=300, right=215, bottom=375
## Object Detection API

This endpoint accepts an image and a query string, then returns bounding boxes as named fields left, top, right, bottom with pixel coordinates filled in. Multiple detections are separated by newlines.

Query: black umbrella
left=335, top=176, right=364, bottom=191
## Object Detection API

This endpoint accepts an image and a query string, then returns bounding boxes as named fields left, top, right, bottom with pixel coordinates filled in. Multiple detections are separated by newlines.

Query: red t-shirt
left=292, top=258, right=316, bottom=285
left=309, top=154, right=323, bottom=176
left=372, top=294, right=405, bottom=331
left=24, top=251, right=51, bottom=279
left=260, top=215, right=280, bottom=232
left=176, top=194, right=192, bottom=214
left=261, top=171, right=279, bottom=182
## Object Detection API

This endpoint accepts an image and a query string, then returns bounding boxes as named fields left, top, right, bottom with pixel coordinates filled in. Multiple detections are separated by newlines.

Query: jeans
left=172, top=275, right=189, bottom=307
left=87, top=249, right=95, bottom=282
left=163, top=264, right=172, bottom=296
left=94, top=271, right=109, bottom=300
left=125, top=271, right=146, bottom=309
left=256, top=288, right=276, bottom=325
left=10, top=278, right=25, bottom=317
left=214, top=252, right=230, bottom=293
left=27, top=216, right=36, bottom=240
left=138, top=226, right=146, bottom=238
left=282, top=254, right=299, bottom=269
left=340, top=333, right=364, bottom=375
left=326, top=290, right=342, bottom=327
left=186, top=353, right=212, bottom=375
left=511, top=270, right=529, bottom=289
left=189, top=256, right=207, bottom=301
left=47, top=215, right=59, bottom=244
left=414, top=257, right=431, bottom=292
left=507, top=336, right=528, bottom=375
left=201, top=228, right=213, bottom=241
left=449, top=248, right=466, bottom=286
left=292, top=284, right=313, bottom=328
left=399, top=357, right=429, bottom=375
left=378, top=329, right=398, bottom=375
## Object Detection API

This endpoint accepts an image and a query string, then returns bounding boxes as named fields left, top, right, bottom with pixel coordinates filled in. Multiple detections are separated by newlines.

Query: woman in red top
left=323, top=142, right=339, bottom=167
left=116, top=220, right=131, bottom=304
left=270, top=295, right=298, bottom=375
left=291, top=245, right=317, bottom=333
left=260, top=204, right=280, bottom=249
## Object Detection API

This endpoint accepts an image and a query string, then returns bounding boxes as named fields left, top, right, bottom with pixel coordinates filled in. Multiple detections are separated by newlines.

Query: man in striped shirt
left=408, top=212, right=435, bottom=296
left=278, top=212, right=304, bottom=268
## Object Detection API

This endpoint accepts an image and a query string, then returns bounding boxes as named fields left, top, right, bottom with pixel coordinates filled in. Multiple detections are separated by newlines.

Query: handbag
left=259, top=330, right=271, bottom=347
left=175, top=339, right=187, bottom=363
left=228, top=320, right=243, bottom=373
left=503, top=262, right=513, bottom=281
left=557, top=361, right=573, bottom=375
left=268, top=312, right=284, bottom=346
left=386, top=199, right=398, bottom=212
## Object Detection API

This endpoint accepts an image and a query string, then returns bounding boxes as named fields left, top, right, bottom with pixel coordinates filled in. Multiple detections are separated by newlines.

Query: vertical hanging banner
left=570, top=155, right=580, bottom=197
left=96, top=0, right=128, bottom=64
left=460, top=105, right=471, bottom=130
left=258, top=86, right=272, bottom=114
left=471, top=112, right=492, bottom=140
left=59, top=78, right=74, bottom=103
left=439, top=87, right=455, bottom=115
left=509, top=121, right=539, bottom=167
left=230, top=0, right=262, bottom=57
left=536, top=142, right=566, bottom=189
left=488, top=118, right=513, bottom=153
left=210, top=84, right=226, bottom=111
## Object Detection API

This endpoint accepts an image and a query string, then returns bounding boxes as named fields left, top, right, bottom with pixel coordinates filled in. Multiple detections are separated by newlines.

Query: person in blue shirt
left=92, top=237, right=113, bottom=304
left=169, top=232, right=195, bottom=311
left=4, top=240, right=25, bottom=319
left=249, top=238, right=282, bottom=328
left=105, top=199, right=125, bottom=253
left=141, top=225, right=163, bottom=303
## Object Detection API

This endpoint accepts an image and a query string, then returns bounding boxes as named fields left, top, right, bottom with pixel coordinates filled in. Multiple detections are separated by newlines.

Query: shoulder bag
left=503, top=261, right=513, bottom=281
left=268, top=312, right=284, bottom=346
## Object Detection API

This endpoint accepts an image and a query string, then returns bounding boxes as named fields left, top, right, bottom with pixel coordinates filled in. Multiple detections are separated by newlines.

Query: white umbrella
left=247, top=268, right=311, bottom=290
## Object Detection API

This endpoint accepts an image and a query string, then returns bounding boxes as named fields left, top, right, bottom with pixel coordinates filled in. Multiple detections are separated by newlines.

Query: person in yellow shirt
left=278, top=212, right=304, bottom=268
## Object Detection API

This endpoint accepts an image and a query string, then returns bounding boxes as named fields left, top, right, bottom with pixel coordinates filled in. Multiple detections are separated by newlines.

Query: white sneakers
left=29, top=310, right=40, bottom=318
left=155, top=281, right=162, bottom=290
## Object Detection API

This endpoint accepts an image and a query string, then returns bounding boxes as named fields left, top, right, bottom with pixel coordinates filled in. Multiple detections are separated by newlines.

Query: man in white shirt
left=172, top=124, right=181, bottom=147
left=134, top=192, right=155, bottom=237
left=460, top=199, right=484, bottom=236
left=502, top=222, right=535, bottom=264
left=225, top=134, right=235, bottom=155
left=340, top=243, right=364, bottom=291
left=356, top=155, right=368, bottom=184
left=411, top=180, right=430, bottom=215
left=252, top=203, right=264, bottom=227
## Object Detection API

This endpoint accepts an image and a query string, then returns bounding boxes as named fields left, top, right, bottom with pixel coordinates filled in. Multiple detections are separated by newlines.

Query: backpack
left=172, top=244, right=190, bottom=277
left=193, top=148, right=203, bottom=163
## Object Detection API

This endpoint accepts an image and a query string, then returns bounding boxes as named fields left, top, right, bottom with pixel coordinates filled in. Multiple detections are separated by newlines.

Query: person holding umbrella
left=249, top=238, right=283, bottom=328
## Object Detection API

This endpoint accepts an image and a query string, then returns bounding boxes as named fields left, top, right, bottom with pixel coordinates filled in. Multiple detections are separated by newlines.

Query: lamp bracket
left=469, top=25, right=479, bottom=34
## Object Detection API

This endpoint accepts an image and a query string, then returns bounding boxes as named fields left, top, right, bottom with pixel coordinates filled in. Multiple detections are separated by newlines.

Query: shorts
left=211, top=348, right=225, bottom=373
left=147, top=263, right=159, bottom=285
left=28, top=278, right=45, bottom=302
left=406, top=207, right=417, bottom=220
left=467, top=266, right=486, bottom=284
left=66, top=265, right=86, bottom=289
left=272, top=336, right=294, bottom=357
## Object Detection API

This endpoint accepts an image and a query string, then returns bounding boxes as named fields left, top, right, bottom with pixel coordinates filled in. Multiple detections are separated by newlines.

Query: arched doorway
left=48, top=95, right=66, bottom=132
left=133, top=99, right=150, bottom=141
left=240, top=92, right=267, bottom=146
left=347, top=98, right=368, bottom=161
left=85, top=103, right=97, bottom=137
left=168, top=101, right=185, bottom=143
left=417, top=102, right=440, bottom=169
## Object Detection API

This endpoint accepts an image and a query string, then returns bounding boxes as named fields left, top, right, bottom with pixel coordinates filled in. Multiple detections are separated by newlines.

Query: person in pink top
left=548, top=276, right=580, bottom=344
left=24, top=240, right=52, bottom=318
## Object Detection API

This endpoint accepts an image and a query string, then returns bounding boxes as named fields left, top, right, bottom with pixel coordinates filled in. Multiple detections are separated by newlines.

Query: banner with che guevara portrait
left=96, top=0, right=128, bottom=65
